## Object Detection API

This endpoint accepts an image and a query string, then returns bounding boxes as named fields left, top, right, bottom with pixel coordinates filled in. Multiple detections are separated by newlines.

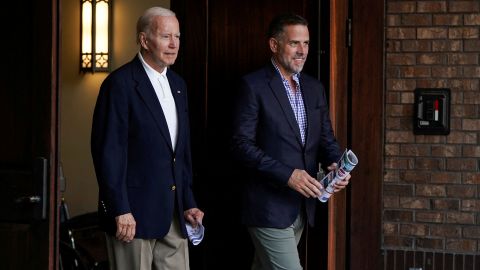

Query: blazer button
left=171, top=185, right=176, bottom=191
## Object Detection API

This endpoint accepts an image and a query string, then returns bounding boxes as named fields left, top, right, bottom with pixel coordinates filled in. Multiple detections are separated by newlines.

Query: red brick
left=446, top=239, right=477, bottom=252
left=402, top=40, right=432, bottom=52
left=447, top=185, right=476, bottom=198
left=387, top=53, right=416, bottom=65
left=415, top=135, right=447, bottom=144
left=387, top=66, right=400, bottom=78
left=463, top=146, right=480, bottom=157
left=385, top=157, right=411, bottom=169
left=387, top=27, right=417, bottom=39
left=465, top=14, right=480, bottom=25
left=433, top=14, right=462, bottom=26
left=385, top=144, right=400, bottom=156
left=384, top=210, right=414, bottom=222
left=431, top=172, right=462, bottom=184
left=448, top=27, right=479, bottom=39
left=447, top=158, right=478, bottom=171
left=386, top=79, right=416, bottom=90
left=386, top=131, right=415, bottom=143
left=384, top=170, right=400, bottom=182
left=387, top=104, right=413, bottom=117
left=463, top=66, right=480, bottom=78
left=446, top=132, right=477, bottom=144
left=448, top=53, right=479, bottom=65
left=430, top=225, right=461, bottom=237
left=449, top=79, right=480, bottom=91
left=451, top=104, right=477, bottom=118
left=399, top=66, right=432, bottom=77
left=415, top=237, right=444, bottom=249
left=461, top=200, right=480, bottom=212
left=388, top=1, right=417, bottom=13
left=386, top=92, right=401, bottom=103
left=400, top=224, right=428, bottom=236
left=386, top=40, right=401, bottom=52
left=401, top=92, right=414, bottom=104
left=416, top=184, right=446, bottom=197
left=383, top=222, right=398, bottom=235
left=400, top=144, right=431, bottom=156
left=448, top=1, right=480, bottom=13
left=418, top=27, right=448, bottom=39
left=386, top=117, right=411, bottom=130
left=384, top=195, right=400, bottom=208
left=384, top=236, right=414, bottom=248
left=451, top=91, right=464, bottom=104
left=432, top=40, right=463, bottom=52
left=415, top=158, right=444, bottom=170
left=387, top=14, right=401, bottom=26
left=385, top=184, right=414, bottom=196
left=416, top=79, right=449, bottom=90
left=446, top=212, right=475, bottom=224
left=463, top=227, right=480, bottom=238
left=417, top=1, right=447, bottom=13
left=431, top=145, right=461, bottom=157
left=400, top=197, right=431, bottom=209
left=403, top=14, right=432, bottom=26
left=401, top=171, right=430, bottom=183
left=417, top=53, right=446, bottom=65
left=416, top=211, right=444, bottom=223
left=431, top=66, right=461, bottom=78
left=463, top=172, right=480, bottom=184
left=463, top=119, right=480, bottom=131
left=464, top=40, right=480, bottom=51
left=464, top=92, right=480, bottom=104
left=432, top=199, right=460, bottom=210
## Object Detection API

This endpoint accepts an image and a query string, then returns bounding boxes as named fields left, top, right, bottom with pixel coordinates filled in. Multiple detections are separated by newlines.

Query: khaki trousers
left=105, top=216, right=189, bottom=270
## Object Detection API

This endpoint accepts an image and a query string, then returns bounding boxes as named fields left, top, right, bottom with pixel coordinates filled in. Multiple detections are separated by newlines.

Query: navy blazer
left=91, top=56, right=196, bottom=239
left=232, top=64, right=341, bottom=228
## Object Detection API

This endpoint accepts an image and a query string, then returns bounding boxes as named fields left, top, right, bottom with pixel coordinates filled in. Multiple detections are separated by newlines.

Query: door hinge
left=347, top=18, right=352, bottom=48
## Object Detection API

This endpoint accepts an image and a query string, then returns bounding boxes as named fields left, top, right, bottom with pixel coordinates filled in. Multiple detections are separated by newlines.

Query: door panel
left=172, top=1, right=326, bottom=269
left=0, top=0, right=59, bottom=269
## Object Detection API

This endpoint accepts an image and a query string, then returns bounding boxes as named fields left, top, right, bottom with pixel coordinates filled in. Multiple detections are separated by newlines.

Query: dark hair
left=267, top=13, right=308, bottom=39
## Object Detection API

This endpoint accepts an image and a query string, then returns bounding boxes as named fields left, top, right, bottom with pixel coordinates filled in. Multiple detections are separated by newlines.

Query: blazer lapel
left=167, top=70, right=186, bottom=153
left=132, top=59, right=174, bottom=152
left=267, top=67, right=303, bottom=146
left=300, top=76, right=317, bottom=147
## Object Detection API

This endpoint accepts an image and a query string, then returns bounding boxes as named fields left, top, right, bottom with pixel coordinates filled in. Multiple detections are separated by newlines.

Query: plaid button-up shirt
left=271, top=59, right=307, bottom=145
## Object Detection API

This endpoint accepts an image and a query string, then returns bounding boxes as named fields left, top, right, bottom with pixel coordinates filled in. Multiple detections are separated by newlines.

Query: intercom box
left=413, top=88, right=450, bottom=135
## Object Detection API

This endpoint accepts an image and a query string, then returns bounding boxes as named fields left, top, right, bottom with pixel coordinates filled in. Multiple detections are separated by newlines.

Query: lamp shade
left=81, top=0, right=111, bottom=72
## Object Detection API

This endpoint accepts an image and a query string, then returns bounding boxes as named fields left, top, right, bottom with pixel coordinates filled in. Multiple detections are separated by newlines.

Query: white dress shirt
left=138, top=52, right=178, bottom=150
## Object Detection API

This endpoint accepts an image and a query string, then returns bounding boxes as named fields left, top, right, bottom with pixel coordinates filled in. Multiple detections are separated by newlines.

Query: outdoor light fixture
left=81, top=0, right=112, bottom=72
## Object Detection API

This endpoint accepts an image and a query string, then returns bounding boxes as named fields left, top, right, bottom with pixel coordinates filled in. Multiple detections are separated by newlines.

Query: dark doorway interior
left=171, top=1, right=331, bottom=269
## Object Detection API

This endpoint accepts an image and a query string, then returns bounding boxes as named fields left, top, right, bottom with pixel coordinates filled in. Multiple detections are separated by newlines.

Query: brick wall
left=384, top=0, right=480, bottom=257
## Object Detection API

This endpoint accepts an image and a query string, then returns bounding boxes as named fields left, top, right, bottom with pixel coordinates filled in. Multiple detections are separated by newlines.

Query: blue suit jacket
left=91, top=56, right=196, bottom=239
left=232, top=64, right=341, bottom=228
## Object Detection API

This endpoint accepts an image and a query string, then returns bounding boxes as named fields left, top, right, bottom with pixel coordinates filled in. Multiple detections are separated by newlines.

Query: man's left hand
left=184, top=208, right=204, bottom=228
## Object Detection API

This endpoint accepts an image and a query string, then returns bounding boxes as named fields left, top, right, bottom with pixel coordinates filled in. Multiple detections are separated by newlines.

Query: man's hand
left=327, top=163, right=351, bottom=192
left=115, top=213, right=136, bottom=243
left=184, top=208, right=204, bottom=228
left=287, top=169, right=322, bottom=198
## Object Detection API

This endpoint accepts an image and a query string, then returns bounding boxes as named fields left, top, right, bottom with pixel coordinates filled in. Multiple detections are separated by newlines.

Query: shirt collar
left=138, top=52, right=168, bottom=79
left=271, top=57, right=300, bottom=83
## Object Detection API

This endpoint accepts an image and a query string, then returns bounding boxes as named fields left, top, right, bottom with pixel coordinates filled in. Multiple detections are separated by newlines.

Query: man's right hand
left=287, top=169, right=322, bottom=198
left=115, top=213, right=136, bottom=243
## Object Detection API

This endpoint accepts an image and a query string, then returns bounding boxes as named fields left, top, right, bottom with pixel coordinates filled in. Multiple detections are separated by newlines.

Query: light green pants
left=248, top=213, right=305, bottom=270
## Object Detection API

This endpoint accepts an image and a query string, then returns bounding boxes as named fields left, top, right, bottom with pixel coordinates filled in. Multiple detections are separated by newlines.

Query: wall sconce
left=81, top=0, right=112, bottom=72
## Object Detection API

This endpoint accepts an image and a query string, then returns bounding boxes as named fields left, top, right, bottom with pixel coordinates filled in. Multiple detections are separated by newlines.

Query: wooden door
left=0, top=0, right=60, bottom=269
left=172, top=1, right=333, bottom=269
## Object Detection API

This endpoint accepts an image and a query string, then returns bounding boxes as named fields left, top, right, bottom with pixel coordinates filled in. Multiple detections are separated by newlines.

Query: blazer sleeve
left=231, top=78, right=294, bottom=185
left=181, top=86, right=197, bottom=210
left=91, top=75, right=131, bottom=217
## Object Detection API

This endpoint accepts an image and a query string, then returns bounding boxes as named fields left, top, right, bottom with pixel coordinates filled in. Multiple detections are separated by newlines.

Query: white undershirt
left=138, top=52, right=178, bottom=150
